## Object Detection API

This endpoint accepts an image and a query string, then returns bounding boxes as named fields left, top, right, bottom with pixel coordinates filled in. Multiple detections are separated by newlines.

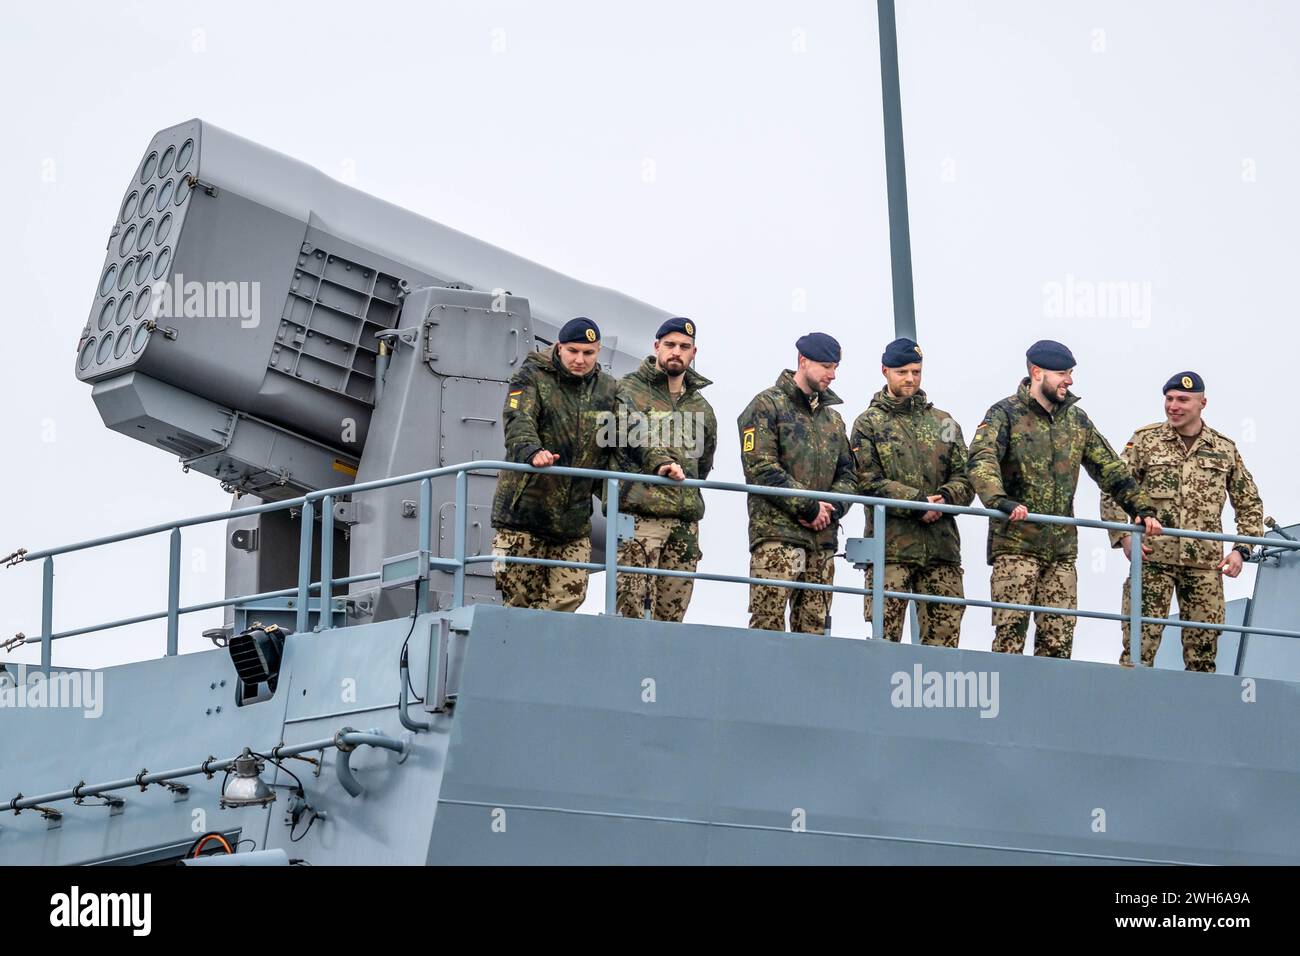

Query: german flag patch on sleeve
left=508, top=388, right=522, bottom=409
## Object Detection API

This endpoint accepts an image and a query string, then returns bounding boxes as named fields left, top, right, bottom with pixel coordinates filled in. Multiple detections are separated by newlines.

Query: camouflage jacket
left=850, top=388, right=974, bottom=566
left=738, top=370, right=858, bottom=552
left=490, top=345, right=618, bottom=540
left=967, top=378, right=1155, bottom=564
left=614, top=356, right=718, bottom=521
left=1100, top=420, right=1264, bottom=569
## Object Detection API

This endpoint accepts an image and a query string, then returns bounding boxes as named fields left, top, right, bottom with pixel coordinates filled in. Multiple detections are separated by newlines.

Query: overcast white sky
left=1, top=0, right=1295, bottom=670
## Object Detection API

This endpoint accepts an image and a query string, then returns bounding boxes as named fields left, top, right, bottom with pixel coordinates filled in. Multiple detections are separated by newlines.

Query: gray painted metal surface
left=877, top=0, right=916, bottom=341
left=0, top=614, right=450, bottom=865
left=1241, top=523, right=1300, bottom=681
left=73, top=118, right=664, bottom=633
left=3, top=605, right=1297, bottom=866
left=428, top=607, right=1300, bottom=865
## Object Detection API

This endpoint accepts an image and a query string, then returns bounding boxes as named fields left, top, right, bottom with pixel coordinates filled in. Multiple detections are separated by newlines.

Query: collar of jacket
left=538, top=343, right=600, bottom=384
left=634, top=355, right=713, bottom=392
left=776, top=369, right=842, bottom=409
left=872, top=386, right=930, bottom=414
left=1158, top=419, right=1211, bottom=448
left=1015, top=376, right=1079, bottom=418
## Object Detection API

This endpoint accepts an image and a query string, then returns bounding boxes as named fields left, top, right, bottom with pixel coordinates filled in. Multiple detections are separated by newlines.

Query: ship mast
left=877, top=0, right=916, bottom=340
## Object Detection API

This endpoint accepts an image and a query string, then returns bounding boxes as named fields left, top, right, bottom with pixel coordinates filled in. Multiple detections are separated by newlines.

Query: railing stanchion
left=40, top=556, right=54, bottom=671
left=605, top=478, right=620, bottom=615
left=1130, top=527, right=1144, bottom=667
left=296, top=500, right=314, bottom=635
left=453, top=470, right=468, bottom=609
left=320, top=494, right=334, bottom=630
left=418, top=478, right=432, bottom=614
left=871, top=504, right=886, bottom=640
left=166, top=527, right=181, bottom=656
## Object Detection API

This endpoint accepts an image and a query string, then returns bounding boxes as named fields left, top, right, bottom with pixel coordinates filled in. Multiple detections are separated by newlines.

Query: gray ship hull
left=3, top=605, right=1295, bottom=865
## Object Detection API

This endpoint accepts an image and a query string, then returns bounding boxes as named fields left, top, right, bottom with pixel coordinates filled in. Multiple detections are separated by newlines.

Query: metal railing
left=8, top=460, right=1300, bottom=670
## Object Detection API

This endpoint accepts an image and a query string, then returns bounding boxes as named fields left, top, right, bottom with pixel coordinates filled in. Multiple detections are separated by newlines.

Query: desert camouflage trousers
left=492, top=529, right=590, bottom=612
left=864, top=562, right=965, bottom=647
left=1120, top=563, right=1225, bottom=672
left=990, top=555, right=1077, bottom=658
left=616, top=516, right=701, bottom=622
left=748, top=541, right=835, bottom=634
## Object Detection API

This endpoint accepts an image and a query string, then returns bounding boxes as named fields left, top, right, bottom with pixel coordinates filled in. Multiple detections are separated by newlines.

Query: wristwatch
left=1232, top=544, right=1252, bottom=560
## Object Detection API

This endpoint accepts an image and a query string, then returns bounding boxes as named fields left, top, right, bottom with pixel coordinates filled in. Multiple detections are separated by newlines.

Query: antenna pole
left=877, top=0, right=916, bottom=340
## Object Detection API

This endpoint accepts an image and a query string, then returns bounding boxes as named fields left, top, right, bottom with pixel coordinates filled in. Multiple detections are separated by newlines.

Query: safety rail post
left=418, top=478, right=432, bottom=614
left=166, top=527, right=181, bottom=656
left=40, top=556, right=53, bottom=671
left=319, top=494, right=334, bottom=630
left=871, top=504, right=886, bottom=640
left=1130, top=528, right=1144, bottom=667
left=453, top=470, right=468, bottom=608
left=605, top=477, right=620, bottom=615
left=296, top=500, right=314, bottom=635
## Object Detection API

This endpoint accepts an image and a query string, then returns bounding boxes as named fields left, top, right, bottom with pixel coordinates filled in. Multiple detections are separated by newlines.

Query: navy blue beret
left=882, top=337, right=923, bottom=367
left=1163, top=371, right=1204, bottom=394
left=1026, top=339, right=1075, bottom=371
left=656, top=317, right=696, bottom=340
left=796, top=332, right=841, bottom=363
left=558, top=317, right=600, bottom=344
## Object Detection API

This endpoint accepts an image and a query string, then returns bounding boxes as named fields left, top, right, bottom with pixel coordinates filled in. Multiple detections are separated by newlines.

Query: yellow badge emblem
left=585, top=328, right=597, bottom=343
left=742, top=426, right=756, bottom=452
left=914, top=345, right=923, bottom=357
left=1181, top=375, right=1193, bottom=389
left=685, top=321, right=694, bottom=336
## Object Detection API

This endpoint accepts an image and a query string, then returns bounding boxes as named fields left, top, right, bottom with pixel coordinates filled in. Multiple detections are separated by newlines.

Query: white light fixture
left=220, top=750, right=276, bottom=809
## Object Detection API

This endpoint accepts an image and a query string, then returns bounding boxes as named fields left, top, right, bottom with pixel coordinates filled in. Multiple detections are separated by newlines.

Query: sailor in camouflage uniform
left=851, top=337, right=973, bottom=646
left=967, top=340, right=1161, bottom=658
left=1100, top=372, right=1264, bottom=672
left=490, top=317, right=617, bottom=612
left=738, top=333, right=858, bottom=633
left=613, top=317, right=718, bottom=622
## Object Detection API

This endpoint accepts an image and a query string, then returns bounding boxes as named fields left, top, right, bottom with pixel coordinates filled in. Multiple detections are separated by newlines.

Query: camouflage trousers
left=616, top=516, right=701, bottom=622
left=1120, top=564, right=1224, bottom=672
left=864, top=563, right=965, bottom=647
left=492, top=529, right=590, bottom=612
left=990, top=555, right=1077, bottom=658
left=748, top=541, right=835, bottom=634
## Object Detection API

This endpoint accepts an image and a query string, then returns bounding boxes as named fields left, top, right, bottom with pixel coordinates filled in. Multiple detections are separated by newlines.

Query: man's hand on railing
left=657, top=462, right=686, bottom=481
left=1138, top=516, right=1163, bottom=537
left=1120, top=534, right=1153, bottom=562
left=1007, top=504, right=1029, bottom=522
left=799, top=501, right=834, bottom=532
left=531, top=450, right=559, bottom=468
left=1216, top=550, right=1245, bottom=578
left=920, top=494, right=945, bottom=524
